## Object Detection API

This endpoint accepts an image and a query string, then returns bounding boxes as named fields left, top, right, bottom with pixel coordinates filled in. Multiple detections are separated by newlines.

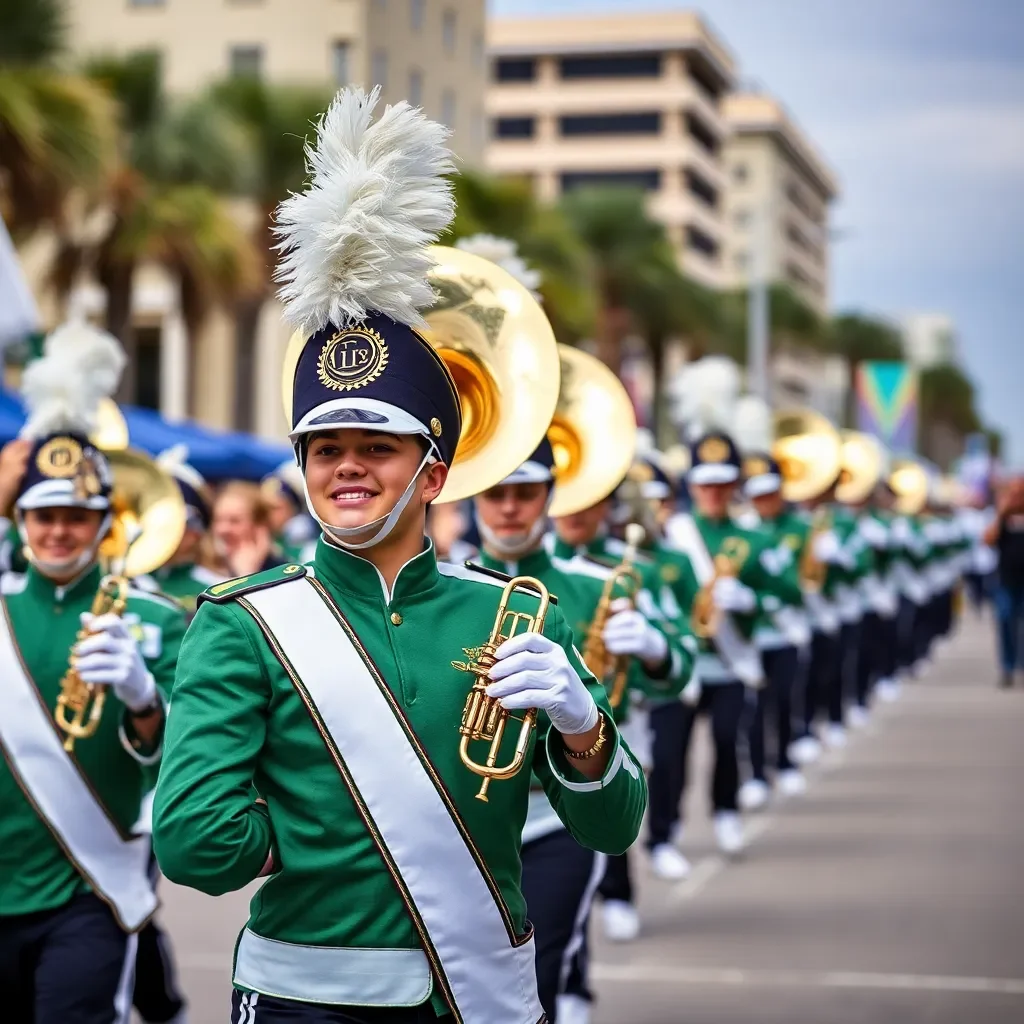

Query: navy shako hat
left=687, top=431, right=742, bottom=485
left=17, top=433, right=113, bottom=511
left=622, top=455, right=673, bottom=501
left=743, top=451, right=783, bottom=499
left=289, top=312, right=461, bottom=467
left=498, top=436, right=556, bottom=487
left=157, top=447, right=213, bottom=530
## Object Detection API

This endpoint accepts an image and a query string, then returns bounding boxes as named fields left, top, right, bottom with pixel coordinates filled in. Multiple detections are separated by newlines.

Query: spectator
left=983, top=476, right=1024, bottom=688
left=210, top=482, right=286, bottom=578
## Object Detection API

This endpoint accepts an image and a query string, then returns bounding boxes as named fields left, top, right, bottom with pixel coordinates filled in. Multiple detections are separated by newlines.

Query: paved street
left=155, top=615, right=1024, bottom=1024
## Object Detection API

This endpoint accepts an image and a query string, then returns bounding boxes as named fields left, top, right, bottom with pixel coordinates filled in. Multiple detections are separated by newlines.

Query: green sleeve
left=531, top=609, right=647, bottom=856
left=740, top=536, right=803, bottom=617
left=153, top=600, right=274, bottom=896
left=633, top=573, right=696, bottom=699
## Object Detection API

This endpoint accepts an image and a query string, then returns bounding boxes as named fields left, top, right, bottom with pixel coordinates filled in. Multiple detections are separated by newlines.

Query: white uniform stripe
left=112, top=933, right=139, bottom=1024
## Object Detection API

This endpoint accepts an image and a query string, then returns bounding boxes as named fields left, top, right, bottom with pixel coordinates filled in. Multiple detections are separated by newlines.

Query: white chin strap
left=302, top=448, right=436, bottom=552
left=17, top=509, right=113, bottom=579
left=476, top=490, right=553, bottom=560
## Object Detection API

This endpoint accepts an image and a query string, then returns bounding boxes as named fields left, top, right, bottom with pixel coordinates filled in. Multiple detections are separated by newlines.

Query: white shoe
left=876, top=678, right=902, bottom=702
left=789, top=735, right=823, bottom=766
left=738, top=778, right=770, bottom=812
left=847, top=705, right=870, bottom=729
left=602, top=900, right=640, bottom=942
left=825, top=724, right=848, bottom=749
left=650, top=843, right=691, bottom=881
left=555, top=994, right=592, bottom=1024
left=776, top=769, right=807, bottom=796
left=714, top=811, right=745, bottom=855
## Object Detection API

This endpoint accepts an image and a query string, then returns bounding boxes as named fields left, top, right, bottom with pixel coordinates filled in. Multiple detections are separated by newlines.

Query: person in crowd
left=261, top=460, right=318, bottom=561
left=983, top=476, right=1024, bottom=688
left=210, top=482, right=287, bottom=578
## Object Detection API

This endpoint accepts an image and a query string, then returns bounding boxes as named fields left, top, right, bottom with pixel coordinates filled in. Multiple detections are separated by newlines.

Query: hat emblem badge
left=317, top=326, right=389, bottom=392
left=698, top=437, right=730, bottom=464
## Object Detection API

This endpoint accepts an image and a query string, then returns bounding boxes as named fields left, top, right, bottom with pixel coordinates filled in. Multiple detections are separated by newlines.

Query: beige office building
left=720, top=92, right=838, bottom=315
left=486, top=12, right=735, bottom=289
left=54, top=0, right=486, bottom=437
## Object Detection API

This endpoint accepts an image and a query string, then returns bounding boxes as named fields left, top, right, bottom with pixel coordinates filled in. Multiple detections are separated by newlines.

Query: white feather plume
left=20, top=321, right=126, bottom=440
left=733, top=395, right=773, bottom=455
left=669, top=356, right=741, bottom=441
left=274, top=86, right=456, bottom=334
left=454, top=234, right=542, bottom=299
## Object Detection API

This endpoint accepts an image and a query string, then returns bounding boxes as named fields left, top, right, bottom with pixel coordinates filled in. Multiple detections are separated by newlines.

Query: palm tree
left=919, top=361, right=982, bottom=465
left=443, top=171, right=595, bottom=345
left=0, top=0, right=117, bottom=237
left=828, top=312, right=904, bottom=427
left=51, top=51, right=258, bottom=408
left=206, top=76, right=332, bottom=429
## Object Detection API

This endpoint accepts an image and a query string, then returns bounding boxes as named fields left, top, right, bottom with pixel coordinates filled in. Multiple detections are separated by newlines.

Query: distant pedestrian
left=983, top=477, right=1024, bottom=687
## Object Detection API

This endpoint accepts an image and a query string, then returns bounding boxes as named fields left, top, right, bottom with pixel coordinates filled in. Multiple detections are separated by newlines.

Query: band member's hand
left=812, top=530, right=847, bottom=566
left=858, top=516, right=889, bottom=549
left=487, top=632, right=599, bottom=736
left=711, top=576, right=757, bottom=613
left=76, top=613, right=158, bottom=712
left=602, top=606, right=668, bottom=667
left=0, top=438, right=31, bottom=510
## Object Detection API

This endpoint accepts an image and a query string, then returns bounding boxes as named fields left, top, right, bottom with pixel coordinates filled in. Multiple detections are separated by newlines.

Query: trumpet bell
left=99, top=448, right=186, bottom=577
left=548, top=346, right=637, bottom=518
left=889, top=459, right=929, bottom=516
left=836, top=430, right=887, bottom=505
left=772, top=409, right=843, bottom=503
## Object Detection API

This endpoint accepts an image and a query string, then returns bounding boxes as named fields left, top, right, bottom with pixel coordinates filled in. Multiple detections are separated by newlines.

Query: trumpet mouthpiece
left=624, top=523, right=645, bottom=548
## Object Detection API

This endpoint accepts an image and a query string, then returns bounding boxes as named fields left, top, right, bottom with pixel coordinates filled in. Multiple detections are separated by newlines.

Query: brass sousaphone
left=836, top=430, right=887, bottom=506
left=889, top=458, right=930, bottom=516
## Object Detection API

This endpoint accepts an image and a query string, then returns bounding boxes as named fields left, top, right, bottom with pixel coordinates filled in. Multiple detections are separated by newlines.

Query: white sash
left=665, top=515, right=763, bottom=686
left=242, top=578, right=544, bottom=1024
left=0, top=607, right=155, bottom=932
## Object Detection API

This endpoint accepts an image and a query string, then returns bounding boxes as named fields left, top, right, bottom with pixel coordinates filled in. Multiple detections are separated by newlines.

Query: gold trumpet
left=455, top=576, right=551, bottom=802
left=800, top=508, right=832, bottom=593
left=55, top=576, right=128, bottom=752
left=582, top=523, right=645, bottom=709
left=691, top=538, right=750, bottom=639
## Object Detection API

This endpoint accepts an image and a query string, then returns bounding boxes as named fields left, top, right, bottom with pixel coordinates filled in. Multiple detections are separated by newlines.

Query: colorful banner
left=855, top=361, right=918, bottom=452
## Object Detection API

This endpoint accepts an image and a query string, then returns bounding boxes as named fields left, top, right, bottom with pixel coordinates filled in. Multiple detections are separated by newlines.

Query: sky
left=490, top=0, right=1024, bottom=461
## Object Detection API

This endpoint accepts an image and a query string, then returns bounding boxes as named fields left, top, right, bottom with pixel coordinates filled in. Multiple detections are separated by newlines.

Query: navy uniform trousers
left=133, top=852, right=186, bottom=1024
left=748, top=645, right=802, bottom=781
left=231, top=993, right=445, bottom=1022
left=0, top=892, right=137, bottom=1024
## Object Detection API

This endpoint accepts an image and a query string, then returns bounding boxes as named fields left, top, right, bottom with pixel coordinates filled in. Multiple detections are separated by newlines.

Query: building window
left=559, top=53, right=661, bottom=79
left=560, top=169, right=662, bottom=192
left=559, top=111, right=661, bottom=136
left=686, top=225, right=719, bottom=258
left=733, top=251, right=749, bottom=271
left=409, top=0, right=424, bottom=31
left=685, top=167, right=718, bottom=208
left=407, top=68, right=423, bottom=107
left=332, top=41, right=350, bottom=86
left=135, top=325, right=162, bottom=411
left=442, top=9, right=456, bottom=55
left=732, top=163, right=749, bottom=184
left=230, top=45, right=263, bottom=78
left=372, top=48, right=388, bottom=88
left=786, top=261, right=812, bottom=287
left=441, top=89, right=456, bottom=129
left=493, top=116, right=535, bottom=139
left=734, top=209, right=750, bottom=229
left=129, top=0, right=165, bottom=6
left=685, top=111, right=719, bottom=155
left=688, top=58, right=724, bottom=100
left=494, top=58, right=536, bottom=82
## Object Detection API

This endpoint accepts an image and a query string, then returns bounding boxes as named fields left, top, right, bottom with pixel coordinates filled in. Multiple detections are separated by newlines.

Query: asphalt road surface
left=153, top=614, right=1024, bottom=1024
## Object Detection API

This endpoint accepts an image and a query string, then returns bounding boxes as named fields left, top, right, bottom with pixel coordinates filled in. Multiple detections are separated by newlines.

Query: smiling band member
left=152, top=87, right=646, bottom=1024
left=472, top=437, right=692, bottom=1023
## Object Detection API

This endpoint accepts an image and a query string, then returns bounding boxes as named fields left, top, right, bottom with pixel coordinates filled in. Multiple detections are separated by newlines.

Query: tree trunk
left=844, top=356, right=860, bottom=430
left=101, top=262, right=136, bottom=405
left=647, top=330, right=667, bottom=444
left=233, top=295, right=264, bottom=432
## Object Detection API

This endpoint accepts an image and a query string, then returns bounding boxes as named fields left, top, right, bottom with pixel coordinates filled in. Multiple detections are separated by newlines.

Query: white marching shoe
left=824, top=723, right=848, bottom=749
left=555, top=994, right=592, bottom=1024
left=650, top=843, right=692, bottom=881
left=847, top=705, right=870, bottom=729
left=789, top=735, right=823, bottom=766
left=876, top=677, right=902, bottom=702
left=738, top=778, right=771, bottom=812
left=714, top=811, right=746, bottom=856
left=602, top=900, right=640, bottom=942
left=776, top=769, right=807, bottom=796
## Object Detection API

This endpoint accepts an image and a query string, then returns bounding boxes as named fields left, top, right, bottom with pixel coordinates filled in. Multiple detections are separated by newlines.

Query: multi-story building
left=720, top=91, right=838, bottom=316
left=485, top=12, right=735, bottom=289
left=57, top=0, right=486, bottom=437
left=899, top=312, right=958, bottom=368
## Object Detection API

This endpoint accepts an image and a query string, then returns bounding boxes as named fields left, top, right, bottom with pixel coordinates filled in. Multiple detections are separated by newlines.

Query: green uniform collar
left=312, top=535, right=439, bottom=604
left=476, top=546, right=553, bottom=579
left=549, top=533, right=608, bottom=562
left=25, top=563, right=102, bottom=606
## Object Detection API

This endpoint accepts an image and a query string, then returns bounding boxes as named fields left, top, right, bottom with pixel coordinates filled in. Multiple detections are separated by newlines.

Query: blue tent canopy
left=0, top=390, right=292, bottom=481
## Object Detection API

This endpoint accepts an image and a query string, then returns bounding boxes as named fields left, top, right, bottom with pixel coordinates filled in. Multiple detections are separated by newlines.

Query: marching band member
left=153, top=87, right=646, bottom=1024
left=472, top=436, right=693, bottom=1023
left=0, top=323, right=186, bottom=1024
left=660, top=430, right=801, bottom=855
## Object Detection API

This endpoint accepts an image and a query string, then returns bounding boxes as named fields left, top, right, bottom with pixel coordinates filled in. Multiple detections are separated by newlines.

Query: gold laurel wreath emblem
left=317, top=326, right=389, bottom=392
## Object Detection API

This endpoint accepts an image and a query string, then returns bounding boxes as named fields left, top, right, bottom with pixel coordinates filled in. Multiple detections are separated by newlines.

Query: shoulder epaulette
left=198, top=563, right=307, bottom=606
left=454, top=561, right=558, bottom=604
left=126, top=583, right=186, bottom=613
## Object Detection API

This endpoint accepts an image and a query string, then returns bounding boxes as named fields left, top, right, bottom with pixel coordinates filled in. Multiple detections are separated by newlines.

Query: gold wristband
left=564, top=714, right=608, bottom=761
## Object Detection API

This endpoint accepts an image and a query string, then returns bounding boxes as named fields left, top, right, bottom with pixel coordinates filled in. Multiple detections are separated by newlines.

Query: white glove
left=712, top=575, right=757, bottom=613
left=487, top=632, right=599, bottom=736
left=75, top=613, right=157, bottom=712
left=858, top=517, right=889, bottom=549
left=812, top=530, right=846, bottom=565
left=601, top=606, right=669, bottom=665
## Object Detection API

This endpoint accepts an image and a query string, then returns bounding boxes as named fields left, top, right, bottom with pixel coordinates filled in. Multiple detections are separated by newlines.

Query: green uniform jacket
left=749, top=508, right=809, bottom=642
left=0, top=565, right=186, bottom=917
left=150, top=563, right=226, bottom=617
left=153, top=539, right=646, bottom=1013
